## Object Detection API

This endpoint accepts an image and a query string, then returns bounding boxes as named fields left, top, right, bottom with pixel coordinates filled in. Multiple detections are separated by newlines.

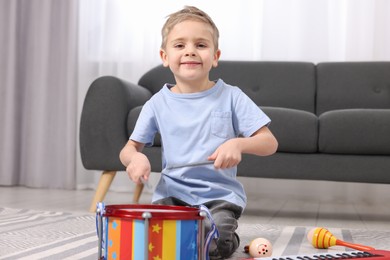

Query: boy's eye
left=172, top=43, right=208, bottom=49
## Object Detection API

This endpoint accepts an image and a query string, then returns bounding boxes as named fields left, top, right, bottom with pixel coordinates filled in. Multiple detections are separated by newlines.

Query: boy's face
left=160, top=20, right=221, bottom=85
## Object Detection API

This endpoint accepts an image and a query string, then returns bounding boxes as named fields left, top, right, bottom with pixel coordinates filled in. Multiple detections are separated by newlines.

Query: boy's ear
left=160, top=49, right=169, bottom=67
left=213, top=49, right=221, bottom=67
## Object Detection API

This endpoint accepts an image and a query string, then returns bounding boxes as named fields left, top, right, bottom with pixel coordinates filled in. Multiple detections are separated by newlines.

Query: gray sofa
left=80, top=61, right=390, bottom=209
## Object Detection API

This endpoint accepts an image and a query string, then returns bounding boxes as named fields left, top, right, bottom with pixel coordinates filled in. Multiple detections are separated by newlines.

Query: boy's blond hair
left=161, top=6, right=219, bottom=51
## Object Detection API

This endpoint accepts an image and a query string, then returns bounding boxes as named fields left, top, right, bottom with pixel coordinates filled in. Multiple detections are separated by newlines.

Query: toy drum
left=96, top=204, right=209, bottom=260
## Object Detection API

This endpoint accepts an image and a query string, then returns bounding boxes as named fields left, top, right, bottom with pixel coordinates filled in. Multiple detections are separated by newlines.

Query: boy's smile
left=180, top=61, right=202, bottom=66
left=180, top=60, right=202, bottom=69
left=160, top=20, right=221, bottom=92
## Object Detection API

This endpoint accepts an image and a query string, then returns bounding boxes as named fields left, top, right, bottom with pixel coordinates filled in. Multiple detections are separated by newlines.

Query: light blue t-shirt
left=130, top=79, right=271, bottom=210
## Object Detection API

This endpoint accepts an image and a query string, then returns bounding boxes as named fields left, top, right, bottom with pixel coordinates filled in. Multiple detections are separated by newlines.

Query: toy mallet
left=307, top=227, right=375, bottom=251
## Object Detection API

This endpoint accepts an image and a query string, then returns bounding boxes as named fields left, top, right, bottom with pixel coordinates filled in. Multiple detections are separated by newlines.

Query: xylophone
left=243, top=250, right=390, bottom=260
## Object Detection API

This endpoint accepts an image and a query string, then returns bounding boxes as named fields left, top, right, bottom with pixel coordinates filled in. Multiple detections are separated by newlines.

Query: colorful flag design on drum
left=105, top=217, right=199, bottom=260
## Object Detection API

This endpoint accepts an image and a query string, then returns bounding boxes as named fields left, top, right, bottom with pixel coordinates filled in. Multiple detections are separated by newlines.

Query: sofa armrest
left=80, top=76, right=152, bottom=170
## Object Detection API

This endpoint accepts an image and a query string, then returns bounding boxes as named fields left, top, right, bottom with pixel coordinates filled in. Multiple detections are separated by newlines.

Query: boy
left=119, top=6, right=278, bottom=259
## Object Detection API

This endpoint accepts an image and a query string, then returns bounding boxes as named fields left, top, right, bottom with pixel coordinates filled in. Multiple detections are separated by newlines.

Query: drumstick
left=167, top=161, right=214, bottom=170
left=139, top=161, right=214, bottom=189
left=140, top=176, right=152, bottom=189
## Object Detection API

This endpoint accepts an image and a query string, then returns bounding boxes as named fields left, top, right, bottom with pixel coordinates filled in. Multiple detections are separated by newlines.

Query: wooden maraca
left=244, top=237, right=273, bottom=258
left=307, top=227, right=375, bottom=251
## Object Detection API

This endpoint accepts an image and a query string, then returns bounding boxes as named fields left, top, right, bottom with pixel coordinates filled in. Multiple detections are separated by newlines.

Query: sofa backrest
left=138, top=61, right=316, bottom=113
left=210, top=61, right=316, bottom=113
left=316, top=62, right=390, bottom=115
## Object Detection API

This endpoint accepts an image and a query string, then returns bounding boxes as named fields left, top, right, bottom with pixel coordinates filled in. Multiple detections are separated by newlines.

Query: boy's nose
left=185, top=47, right=196, bottom=56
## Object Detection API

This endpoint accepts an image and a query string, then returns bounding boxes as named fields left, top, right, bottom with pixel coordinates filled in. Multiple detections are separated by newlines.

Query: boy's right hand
left=125, top=152, right=151, bottom=184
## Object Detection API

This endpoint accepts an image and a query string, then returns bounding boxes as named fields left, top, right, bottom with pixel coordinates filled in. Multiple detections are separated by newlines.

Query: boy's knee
left=204, top=201, right=242, bottom=258
left=215, top=232, right=240, bottom=258
left=211, top=211, right=240, bottom=258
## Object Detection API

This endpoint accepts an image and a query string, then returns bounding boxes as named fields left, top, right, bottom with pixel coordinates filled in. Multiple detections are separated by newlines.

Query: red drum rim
left=103, top=204, right=203, bottom=220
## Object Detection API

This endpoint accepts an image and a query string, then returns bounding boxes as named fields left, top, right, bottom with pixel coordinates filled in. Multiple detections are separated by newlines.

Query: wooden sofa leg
left=132, top=183, right=144, bottom=204
left=89, top=170, right=116, bottom=212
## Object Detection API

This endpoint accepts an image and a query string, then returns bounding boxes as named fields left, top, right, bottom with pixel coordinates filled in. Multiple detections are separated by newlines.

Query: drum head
left=104, top=204, right=203, bottom=220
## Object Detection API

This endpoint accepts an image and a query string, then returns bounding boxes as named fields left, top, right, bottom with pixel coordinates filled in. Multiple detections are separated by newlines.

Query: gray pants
left=154, top=197, right=242, bottom=259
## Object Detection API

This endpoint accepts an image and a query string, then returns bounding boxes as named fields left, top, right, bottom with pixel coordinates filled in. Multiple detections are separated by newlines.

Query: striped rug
left=1, top=207, right=389, bottom=259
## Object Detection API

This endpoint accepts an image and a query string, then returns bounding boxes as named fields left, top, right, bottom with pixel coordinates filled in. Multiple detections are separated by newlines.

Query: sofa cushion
left=261, top=107, right=318, bottom=153
left=316, top=62, right=390, bottom=115
left=319, top=109, right=390, bottom=154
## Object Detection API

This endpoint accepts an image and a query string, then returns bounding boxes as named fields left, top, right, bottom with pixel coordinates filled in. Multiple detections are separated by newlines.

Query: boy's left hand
left=207, top=139, right=242, bottom=169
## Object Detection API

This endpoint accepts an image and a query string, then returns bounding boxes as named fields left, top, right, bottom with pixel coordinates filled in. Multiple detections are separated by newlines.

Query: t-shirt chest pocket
left=211, top=111, right=235, bottom=139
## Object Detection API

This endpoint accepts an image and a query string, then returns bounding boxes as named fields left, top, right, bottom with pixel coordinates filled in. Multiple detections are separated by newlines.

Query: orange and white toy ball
left=244, top=237, right=273, bottom=258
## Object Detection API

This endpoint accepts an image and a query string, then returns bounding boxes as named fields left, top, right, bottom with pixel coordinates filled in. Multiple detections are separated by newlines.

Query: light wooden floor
left=1, top=177, right=389, bottom=230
